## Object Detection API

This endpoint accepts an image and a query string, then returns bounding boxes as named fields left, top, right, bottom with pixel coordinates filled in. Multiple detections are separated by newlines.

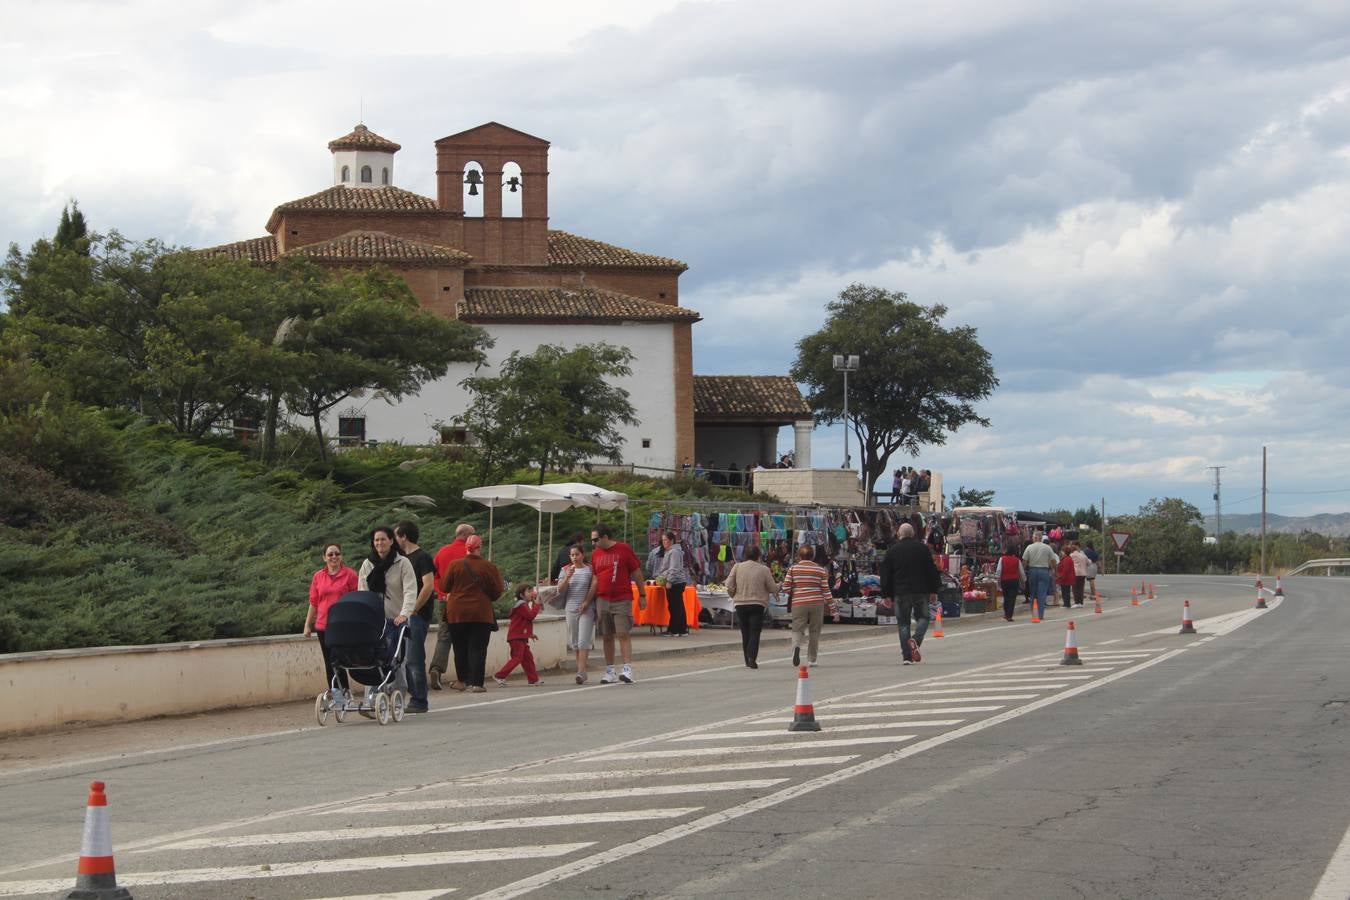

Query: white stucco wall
left=332, top=149, right=395, bottom=186
left=329, top=321, right=679, bottom=470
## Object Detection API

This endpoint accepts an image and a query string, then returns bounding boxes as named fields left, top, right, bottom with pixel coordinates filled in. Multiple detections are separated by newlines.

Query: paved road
left=2, top=575, right=1349, bottom=899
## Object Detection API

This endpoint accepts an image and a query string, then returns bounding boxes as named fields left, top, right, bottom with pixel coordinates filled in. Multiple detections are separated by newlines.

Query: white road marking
left=462, top=757, right=857, bottom=785
left=0, top=845, right=591, bottom=897
left=147, top=809, right=701, bottom=851
left=302, top=892, right=452, bottom=900
left=991, top=665, right=1117, bottom=673
left=473, top=643, right=1202, bottom=900
left=584, top=736, right=919, bottom=761
left=1311, top=809, right=1350, bottom=899
left=328, top=780, right=789, bottom=814
left=826, top=694, right=1039, bottom=709
left=676, top=720, right=964, bottom=740
left=750, top=706, right=1004, bottom=723
left=938, top=677, right=1088, bottom=686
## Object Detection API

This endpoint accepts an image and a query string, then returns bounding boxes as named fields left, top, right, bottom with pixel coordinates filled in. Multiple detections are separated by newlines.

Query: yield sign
left=1110, top=531, right=1132, bottom=552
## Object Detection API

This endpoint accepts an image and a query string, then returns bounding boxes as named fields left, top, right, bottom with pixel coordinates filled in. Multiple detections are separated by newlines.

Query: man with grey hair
left=429, top=522, right=476, bottom=690
left=880, top=522, right=941, bottom=665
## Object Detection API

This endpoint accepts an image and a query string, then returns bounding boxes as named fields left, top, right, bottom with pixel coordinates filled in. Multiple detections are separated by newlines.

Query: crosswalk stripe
left=462, top=756, right=858, bottom=786
left=751, top=705, right=1003, bottom=723
left=676, top=721, right=963, bottom=740
left=585, top=735, right=918, bottom=761
left=302, top=892, right=453, bottom=900
left=993, top=665, right=1116, bottom=672
left=146, top=809, right=702, bottom=851
left=0, top=845, right=591, bottom=897
left=828, top=694, right=1038, bottom=709
left=326, top=780, right=788, bottom=815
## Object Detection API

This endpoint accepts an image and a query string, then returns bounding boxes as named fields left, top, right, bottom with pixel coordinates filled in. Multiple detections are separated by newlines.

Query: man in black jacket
left=879, top=522, right=941, bottom=664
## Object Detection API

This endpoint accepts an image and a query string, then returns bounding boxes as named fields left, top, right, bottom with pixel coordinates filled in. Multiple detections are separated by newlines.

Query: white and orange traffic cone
left=1030, top=602, right=1041, bottom=624
left=1179, top=600, right=1196, bottom=634
left=1148, top=582, right=1155, bottom=600
left=65, top=781, right=132, bottom=899
left=1275, top=576, right=1284, bottom=598
left=932, top=606, right=945, bottom=638
left=788, top=665, right=821, bottom=732
left=1256, top=579, right=1268, bottom=609
left=1060, top=620, right=1082, bottom=666
left=1093, top=586, right=1103, bottom=614
left=1130, top=587, right=1139, bottom=606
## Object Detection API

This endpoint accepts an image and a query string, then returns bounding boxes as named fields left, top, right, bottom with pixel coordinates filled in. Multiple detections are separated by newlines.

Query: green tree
left=278, top=264, right=489, bottom=461
left=54, top=201, right=90, bottom=254
left=458, top=343, right=638, bottom=484
left=791, top=283, right=998, bottom=499
left=1113, top=497, right=1207, bottom=574
left=949, top=486, right=996, bottom=508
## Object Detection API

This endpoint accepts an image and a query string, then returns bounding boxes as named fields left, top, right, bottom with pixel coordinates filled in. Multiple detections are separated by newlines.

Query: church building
left=204, top=122, right=812, bottom=473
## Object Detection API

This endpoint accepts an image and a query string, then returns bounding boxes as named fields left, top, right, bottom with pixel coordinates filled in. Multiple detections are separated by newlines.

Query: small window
left=338, top=416, right=366, bottom=447
left=360, top=165, right=372, bottom=183
left=641, top=438, right=652, bottom=449
left=381, top=167, right=390, bottom=185
left=658, top=292, right=667, bottom=300
left=341, top=165, right=350, bottom=182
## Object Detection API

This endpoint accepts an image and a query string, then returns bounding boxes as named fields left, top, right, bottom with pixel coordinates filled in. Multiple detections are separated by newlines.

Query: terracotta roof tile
left=694, top=376, right=811, bottom=420
left=196, top=236, right=278, bottom=264
left=460, top=287, right=700, bottom=323
left=547, top=230, right=688, bottom=271
left=287, top=231, right=471, bottom=268
left=327, top=124, right=401, bottom=153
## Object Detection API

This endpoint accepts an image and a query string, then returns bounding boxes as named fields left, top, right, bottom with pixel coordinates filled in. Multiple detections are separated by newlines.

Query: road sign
left=1110, top=531, right=1132, bottom=552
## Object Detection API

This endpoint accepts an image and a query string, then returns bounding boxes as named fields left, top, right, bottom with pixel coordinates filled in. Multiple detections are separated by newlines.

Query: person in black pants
left=656, top=530, right=690, bottom=636
left=997, top=546, right=1024, bottom=622
left=879, top=522, right=941, bottom=664
left=726, top=545, right=780, bottom=668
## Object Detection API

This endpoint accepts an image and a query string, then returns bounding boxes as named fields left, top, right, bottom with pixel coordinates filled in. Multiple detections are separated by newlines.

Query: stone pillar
left=793, top=420, right=813, bottom=469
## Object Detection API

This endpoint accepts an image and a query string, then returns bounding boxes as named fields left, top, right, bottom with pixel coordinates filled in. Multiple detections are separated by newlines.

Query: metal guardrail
left=1285, top=558, right=1350, bottom=576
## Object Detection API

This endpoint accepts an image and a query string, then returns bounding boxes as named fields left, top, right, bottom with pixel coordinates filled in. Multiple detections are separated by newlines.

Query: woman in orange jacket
left=1055, top=543, right=1077, bottom=609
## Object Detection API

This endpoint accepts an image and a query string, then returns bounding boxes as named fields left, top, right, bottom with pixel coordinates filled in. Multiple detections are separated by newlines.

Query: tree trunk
left=312, top=409, right=328, bottom=463
left=262, top=390, right=279, bottom=464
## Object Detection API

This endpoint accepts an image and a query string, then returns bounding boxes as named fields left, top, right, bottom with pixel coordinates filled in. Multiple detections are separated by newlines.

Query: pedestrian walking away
left=997, top=545, right=1025, bottom=622
left=438, top=534, right=505, bottom=693
left=429, top=522, right=475, bottom=690
left=781, top=545, right=838, bottom=667
left=726, top=544, right=780, bottom=668
left=1056, top=543, right=1076, bottom=608
left=589, top=523, right=645, bottom=684
left=880, top=522, right=941, bottom=664
left=1022, top=534, right=1058, bottom=620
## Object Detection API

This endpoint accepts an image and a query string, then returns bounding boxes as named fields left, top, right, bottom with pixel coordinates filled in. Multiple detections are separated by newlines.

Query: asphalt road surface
left=3, top=575, right=1349, bottom=899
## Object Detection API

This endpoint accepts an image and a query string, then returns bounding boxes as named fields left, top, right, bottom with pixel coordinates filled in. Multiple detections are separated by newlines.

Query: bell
left=505, top=176, right=521, bottom=193
left=464, top=169, right=482, bottom=196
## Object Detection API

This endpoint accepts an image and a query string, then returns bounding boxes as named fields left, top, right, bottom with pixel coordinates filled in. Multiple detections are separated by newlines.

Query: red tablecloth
left=631, top=582, right=701, bottom=629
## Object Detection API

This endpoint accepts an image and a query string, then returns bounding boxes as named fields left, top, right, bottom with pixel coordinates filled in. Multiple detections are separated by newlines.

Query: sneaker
left=903, top=659, right=913, bottom=666
left=405, top=702, right=429, bottom=714
left=575, top=672, right=588, bottom=685
left=808, top=660, right=817, bottom=667
left=601, top=668, right=619, bottom=684
left=528, top=680, right=544, bottom=687
left=470, top=685, right=487, bottom=693
left=908, top=638, right=922, bottom=663
left=493, top=676, right=509, bottom=687
left=792, top=646, right=801, bottom=667
left=448, top=680, right=467, bottom=692
left=429, top=670, right=443, bottom=691
left=619, top=665, right=635, bottom=684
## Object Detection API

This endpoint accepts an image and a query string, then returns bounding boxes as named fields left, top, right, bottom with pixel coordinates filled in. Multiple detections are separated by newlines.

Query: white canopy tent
left=462, top=482, right=629, bottom=583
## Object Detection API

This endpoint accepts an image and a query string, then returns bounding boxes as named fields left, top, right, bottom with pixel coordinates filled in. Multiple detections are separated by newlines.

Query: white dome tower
left=328, top=124, right=400, bottom=189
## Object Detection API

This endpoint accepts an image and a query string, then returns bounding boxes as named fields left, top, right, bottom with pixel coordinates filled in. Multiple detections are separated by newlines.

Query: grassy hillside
left=0, top=419, right=740, bottom=653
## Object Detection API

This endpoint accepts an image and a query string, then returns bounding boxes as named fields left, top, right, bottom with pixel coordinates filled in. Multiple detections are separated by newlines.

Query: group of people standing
left=890, top=466, right=932, bottom=505
left=998, top=535, right=1100, bottom=621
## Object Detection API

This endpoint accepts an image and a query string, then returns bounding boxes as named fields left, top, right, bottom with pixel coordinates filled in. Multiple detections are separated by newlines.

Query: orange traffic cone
left=65, top=781, right=132, bottom=899
left=1060, top=620, right=1082, bottom=666
left=1255, top=579, right=1267, bottom=609
left=788, top=665, right=821, bottom=732
left=1179, top=600, right=1196, bottom=634
left=932, top=606, right=945, bottom=638
left=1093, top=585, right=1103, bottom=614
left=1147, top=582, right=1155, bottom=600
left=1130, top=587, right=1139, bottom=606
left=1030, top=601, right=1041, bottom=624
left=1275, top=576, right=1284, bottom=598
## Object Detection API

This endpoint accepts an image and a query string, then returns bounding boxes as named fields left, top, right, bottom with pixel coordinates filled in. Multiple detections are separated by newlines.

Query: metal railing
left=1284, top=558, right=1350, bottom=577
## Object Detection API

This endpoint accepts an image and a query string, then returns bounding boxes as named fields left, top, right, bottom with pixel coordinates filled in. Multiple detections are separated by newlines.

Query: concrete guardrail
left=0, top=617, right=569, bottom=737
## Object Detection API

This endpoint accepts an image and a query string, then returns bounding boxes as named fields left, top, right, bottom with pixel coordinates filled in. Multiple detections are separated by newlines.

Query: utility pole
left=1101, top=497, right=1108, bottom=574
left=1260, top=446, right=1267, bottom=578
left=1207, top=465, right=1225, bottom=541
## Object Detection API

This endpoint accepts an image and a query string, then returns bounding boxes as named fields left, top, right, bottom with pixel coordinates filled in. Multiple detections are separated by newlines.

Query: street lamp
left=832, top=354, right=860, bottom=472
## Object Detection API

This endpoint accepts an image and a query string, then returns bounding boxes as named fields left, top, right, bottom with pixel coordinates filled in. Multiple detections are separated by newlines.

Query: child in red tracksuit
left=493, top=584, right=543, bottom=686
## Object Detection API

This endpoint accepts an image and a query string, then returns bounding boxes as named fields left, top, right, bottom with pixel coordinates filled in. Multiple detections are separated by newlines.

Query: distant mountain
left=1202, top=512, right=1350, bottom=537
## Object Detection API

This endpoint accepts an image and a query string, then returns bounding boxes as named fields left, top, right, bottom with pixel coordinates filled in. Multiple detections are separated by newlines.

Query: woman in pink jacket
left=303, top=542, right=359, bottom=692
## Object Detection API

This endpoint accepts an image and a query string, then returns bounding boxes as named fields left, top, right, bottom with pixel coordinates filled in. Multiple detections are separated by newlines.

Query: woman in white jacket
left=357, top=526, right=418, bottom=624
left=726, top=545, right=780, bottom=668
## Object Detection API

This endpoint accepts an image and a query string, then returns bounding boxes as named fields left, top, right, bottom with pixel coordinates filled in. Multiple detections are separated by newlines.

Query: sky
left=3, top=0, right=1350, bottom=521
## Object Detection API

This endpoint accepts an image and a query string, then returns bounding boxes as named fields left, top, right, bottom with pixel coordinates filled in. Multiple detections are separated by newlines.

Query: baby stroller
left=315, top=590, right=410, bottom=726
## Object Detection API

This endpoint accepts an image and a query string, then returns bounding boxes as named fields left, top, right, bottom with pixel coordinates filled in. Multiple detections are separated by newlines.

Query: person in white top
left=555, top=544, right=595, bottom=684
left=1070, top=544, right=1090, bottom=607
left=1021, top=534, right=1059, bottom=620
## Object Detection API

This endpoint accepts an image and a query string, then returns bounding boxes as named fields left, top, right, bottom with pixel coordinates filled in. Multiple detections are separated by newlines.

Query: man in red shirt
left=429, top=522, right=474, bottom=690
left=587, top=522, right=645, bottom=684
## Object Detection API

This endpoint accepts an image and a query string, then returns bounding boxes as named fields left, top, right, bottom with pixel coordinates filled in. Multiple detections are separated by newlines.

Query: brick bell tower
left=434, top=122, right=550, bottom=267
